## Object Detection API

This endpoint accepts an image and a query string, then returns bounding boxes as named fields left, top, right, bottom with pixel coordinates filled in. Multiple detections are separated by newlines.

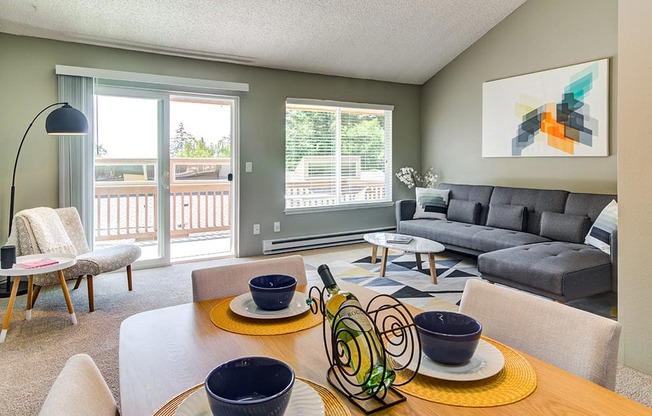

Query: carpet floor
left=0, top=243, right=648, bottom=415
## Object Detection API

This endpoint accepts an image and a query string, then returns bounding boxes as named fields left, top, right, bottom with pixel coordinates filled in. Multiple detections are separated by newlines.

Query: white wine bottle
left=317, top=264, right=395, bottom=394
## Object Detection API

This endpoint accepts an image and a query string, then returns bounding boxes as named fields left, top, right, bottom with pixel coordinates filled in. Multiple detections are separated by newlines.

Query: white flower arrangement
left=395, top=167, right=439, bottom=189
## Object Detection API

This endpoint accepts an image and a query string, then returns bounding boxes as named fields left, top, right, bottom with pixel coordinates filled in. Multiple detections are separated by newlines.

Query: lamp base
left=0, top=277, right=28, bottom=298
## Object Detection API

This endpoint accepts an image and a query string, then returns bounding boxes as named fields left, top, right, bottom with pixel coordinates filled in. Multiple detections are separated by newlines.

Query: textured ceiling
left=0, top=0, right=527, bottom=84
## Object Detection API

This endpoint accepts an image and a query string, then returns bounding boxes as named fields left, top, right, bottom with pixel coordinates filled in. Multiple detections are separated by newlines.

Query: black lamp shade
left=45, top=104, right=89, bottom=135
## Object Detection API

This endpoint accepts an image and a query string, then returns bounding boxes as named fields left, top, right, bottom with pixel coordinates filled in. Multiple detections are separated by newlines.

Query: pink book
left=16, top=258, right=60, bottom=269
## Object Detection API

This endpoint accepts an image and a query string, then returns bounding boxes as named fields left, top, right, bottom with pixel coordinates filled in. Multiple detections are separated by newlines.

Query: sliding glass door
left=95, top=89, right=170, bottom=266
left=94, top=87, right=237, bottom=266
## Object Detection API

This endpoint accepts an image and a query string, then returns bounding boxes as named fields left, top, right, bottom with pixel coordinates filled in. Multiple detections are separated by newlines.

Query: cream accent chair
left=192, top=255, right=307, bottom=301
left=39, top=354, right=117, bottom=416
left=458, top=279, right=621, bottom=390
left=12, top=207, right=141, bottom=312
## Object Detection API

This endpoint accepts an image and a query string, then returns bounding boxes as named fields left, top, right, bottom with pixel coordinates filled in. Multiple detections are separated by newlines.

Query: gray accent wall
left=421, top=0, right=618, bottom=194
left=0, top=33, right=420, bottom=256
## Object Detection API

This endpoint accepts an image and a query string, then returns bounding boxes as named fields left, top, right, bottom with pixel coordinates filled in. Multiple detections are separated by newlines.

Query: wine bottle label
left=338, top=300, right=373, bottom=332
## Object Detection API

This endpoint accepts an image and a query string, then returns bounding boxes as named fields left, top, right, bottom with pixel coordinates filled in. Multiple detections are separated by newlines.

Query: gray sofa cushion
left=540, top=211, right=591, bottom=243
left=447, top=200, right=481, bottom=224
left=398, top=219, right=549, bottom=253
left=438, top=183, right=494, bottom=224
left=478, top=242, right=612, bottom=301
left=486, top=204, right=527, bottom=231
left=564, top=193, right=617, bottom=222
left=489, top=187, right=568, bottom=235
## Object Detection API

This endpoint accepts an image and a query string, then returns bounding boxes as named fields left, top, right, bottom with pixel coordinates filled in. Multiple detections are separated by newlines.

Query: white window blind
left=285, top=99, right=393, bottom=212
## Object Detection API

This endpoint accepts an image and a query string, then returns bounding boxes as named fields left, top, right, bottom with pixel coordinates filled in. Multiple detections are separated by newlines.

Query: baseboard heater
left=263, top=227, right=395, bottom=255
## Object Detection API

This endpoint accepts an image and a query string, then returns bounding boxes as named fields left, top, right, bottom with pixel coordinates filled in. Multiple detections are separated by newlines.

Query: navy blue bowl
left=414, top=311, right=482, bottom=365
left=249, top=274, right=297, bottom=311
left=205, top=356, right=295, bottom=416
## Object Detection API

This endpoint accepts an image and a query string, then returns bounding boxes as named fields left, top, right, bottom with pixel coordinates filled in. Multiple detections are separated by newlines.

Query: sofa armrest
left=610, top=229, right=618, bottom=292
left=395, top=200, right=416, bottom=232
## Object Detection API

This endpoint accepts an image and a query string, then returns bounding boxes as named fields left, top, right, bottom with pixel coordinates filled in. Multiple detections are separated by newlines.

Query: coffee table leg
left=370, top=245, right=378, bottom=264
left=1, top=276, right=22, bottom=343
left=415, top=253, right=423, bottom=271
left=380, top=247, right=389, bottom=277
left=428, top=253, right=438, bottom=285
left=57, top=270, right=77, bottom=325
left=26, top=275, right=33, bottom=321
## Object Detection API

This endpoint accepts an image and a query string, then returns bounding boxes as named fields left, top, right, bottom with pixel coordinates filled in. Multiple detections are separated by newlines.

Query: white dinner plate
left=389, top=339, right=505, bottom=381
left=229, top=292, right=311, bottom=320
left=174, top=379, right=325, bottom=416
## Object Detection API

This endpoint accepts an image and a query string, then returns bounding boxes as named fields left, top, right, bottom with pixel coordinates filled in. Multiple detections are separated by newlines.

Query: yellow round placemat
left=395, top=337, right=537, bottom=407
left=152, top=377, right=351, bottom=416
left=210, top=297, right=322, bottom=335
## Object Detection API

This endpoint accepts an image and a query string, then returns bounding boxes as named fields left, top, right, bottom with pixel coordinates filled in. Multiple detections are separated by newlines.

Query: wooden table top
left=119, top=283, right=652, bottom=416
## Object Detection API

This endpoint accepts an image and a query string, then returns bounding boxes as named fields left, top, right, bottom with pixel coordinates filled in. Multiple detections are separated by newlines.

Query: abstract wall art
left=482, top=59, right=609, bottom=157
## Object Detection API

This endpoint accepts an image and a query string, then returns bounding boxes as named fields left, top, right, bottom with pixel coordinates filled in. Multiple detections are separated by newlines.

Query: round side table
left=0, top=253, right=77, bottom=343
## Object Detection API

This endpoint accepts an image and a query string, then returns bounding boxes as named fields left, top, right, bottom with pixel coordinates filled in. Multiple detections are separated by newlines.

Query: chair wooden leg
left=127, top=265, right=133, bottom=291
left=32, top=285, right=42, bottom=306
left=73, top=275, right=83, bottom=290
left=87, top=275, right=95, bottom=312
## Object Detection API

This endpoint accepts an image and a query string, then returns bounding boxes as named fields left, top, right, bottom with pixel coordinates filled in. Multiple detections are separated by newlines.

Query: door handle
left=227, top=173, right=233, bottom=182
left=163, top=171, right=170, bottom=189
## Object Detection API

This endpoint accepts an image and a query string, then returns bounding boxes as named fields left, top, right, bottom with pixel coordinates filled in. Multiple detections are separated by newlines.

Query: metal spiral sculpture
left=308, top=286, right=421, bottom=414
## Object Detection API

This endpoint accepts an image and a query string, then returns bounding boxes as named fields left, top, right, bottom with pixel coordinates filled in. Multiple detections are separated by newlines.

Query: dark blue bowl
left=205, top=356, right=295, bottom=416
left=249, top=274, right=297, bottom=311
left=414, top=311, right=482, bottom=365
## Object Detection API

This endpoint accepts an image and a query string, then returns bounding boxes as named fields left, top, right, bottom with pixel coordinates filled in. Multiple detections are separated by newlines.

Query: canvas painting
left=482, top=59, right=609, bottom=157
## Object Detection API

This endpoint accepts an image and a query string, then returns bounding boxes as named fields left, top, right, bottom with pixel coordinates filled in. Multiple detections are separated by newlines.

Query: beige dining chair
left=458, top=279, right=621, bottom=390
left=191, top=255, right=308, bottom=301
left=12, top=206, right=141, bottom=312
left=39, top=353, right=117, bottom=416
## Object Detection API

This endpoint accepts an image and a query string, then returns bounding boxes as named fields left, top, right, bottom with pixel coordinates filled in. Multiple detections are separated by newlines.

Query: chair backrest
left=11, top=207, right=90, bottom=256
left=191, top=255, right=308, bottom=302
left=39, top=354, right=117, bottom=416
left=458, top=279, right=621, bottom=390
left=54, top=207, right=91, bottom=255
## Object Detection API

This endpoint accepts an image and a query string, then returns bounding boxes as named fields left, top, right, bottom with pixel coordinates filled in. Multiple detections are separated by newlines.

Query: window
left=285, top=99, right=393, bottom=212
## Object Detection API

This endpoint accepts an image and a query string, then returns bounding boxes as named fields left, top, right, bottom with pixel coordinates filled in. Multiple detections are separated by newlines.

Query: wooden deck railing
left=94, top=181, right=231, bottom=241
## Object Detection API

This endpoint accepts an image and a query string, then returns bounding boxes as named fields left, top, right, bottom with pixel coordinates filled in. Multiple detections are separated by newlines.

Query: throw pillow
left=447, top=199, right=482, bottom=224
left=413, top=188, right=450, bottom=220
left=585, top=199, right=618, bottom=254
left=486, top=204, right=528, bottom=232
left=540, top=211, right=591, bottom=244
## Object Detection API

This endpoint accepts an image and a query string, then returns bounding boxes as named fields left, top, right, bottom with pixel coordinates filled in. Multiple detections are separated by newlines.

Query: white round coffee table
left=363, top=232, right=445, bottom=284
left=0, top=253, right=77, bottom=343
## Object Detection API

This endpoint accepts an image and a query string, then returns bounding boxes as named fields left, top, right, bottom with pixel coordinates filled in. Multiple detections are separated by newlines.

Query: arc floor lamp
left=2, top=102, right=89, bottom=297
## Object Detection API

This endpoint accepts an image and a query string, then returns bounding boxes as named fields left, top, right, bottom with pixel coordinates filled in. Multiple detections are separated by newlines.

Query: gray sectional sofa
left=395, top=183, right=616, bottom=302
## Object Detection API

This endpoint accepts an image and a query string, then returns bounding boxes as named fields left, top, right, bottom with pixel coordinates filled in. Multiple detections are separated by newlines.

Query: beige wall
left=618, top=1, right=652, bottom=374
left=0, top=33, right=421, bottom=256
left=421, top=0, right=618, bottom=193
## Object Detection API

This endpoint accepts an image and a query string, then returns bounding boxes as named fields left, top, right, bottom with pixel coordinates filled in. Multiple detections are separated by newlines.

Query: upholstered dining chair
left=39, top=353, right=117, bottom=416
left=191, top=254, right=308, bottom=301
left=458, top=279, right=621, bottom=390
left=11, top=206, right=141, bottom=312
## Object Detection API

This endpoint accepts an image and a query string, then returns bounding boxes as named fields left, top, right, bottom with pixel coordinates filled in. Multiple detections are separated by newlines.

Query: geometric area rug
left=321, top=249, right=481, bottom=311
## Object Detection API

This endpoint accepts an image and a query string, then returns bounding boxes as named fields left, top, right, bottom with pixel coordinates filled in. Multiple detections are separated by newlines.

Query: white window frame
left=285, top=98, right=393, bottom=214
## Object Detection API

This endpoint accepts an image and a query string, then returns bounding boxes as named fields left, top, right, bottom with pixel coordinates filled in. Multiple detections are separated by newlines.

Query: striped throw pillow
left=413, top=188, right=450, bottom=220
left=584, top=199, right=618, bottom=254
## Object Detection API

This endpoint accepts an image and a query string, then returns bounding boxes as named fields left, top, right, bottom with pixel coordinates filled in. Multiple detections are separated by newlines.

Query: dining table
left=119, top=282, right=652, bottom=416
